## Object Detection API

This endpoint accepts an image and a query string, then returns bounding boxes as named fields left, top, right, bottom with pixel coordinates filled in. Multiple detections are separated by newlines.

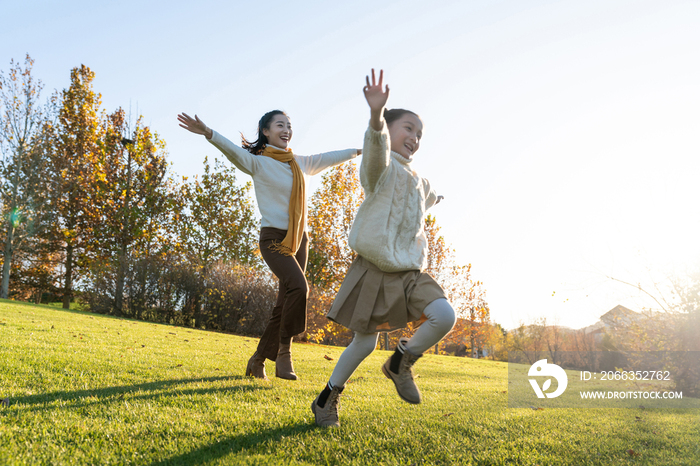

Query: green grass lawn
left=1, top=300, right=698, bottom=465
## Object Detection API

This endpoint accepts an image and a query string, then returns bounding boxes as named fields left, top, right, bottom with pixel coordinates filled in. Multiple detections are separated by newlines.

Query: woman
left=178, top=110, right=360, bottom=380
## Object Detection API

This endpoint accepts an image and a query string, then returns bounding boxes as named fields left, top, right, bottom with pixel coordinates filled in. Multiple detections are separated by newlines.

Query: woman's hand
left=363, top=69, right=389, bottom=131
left=177, top=113, right=213, bottom=139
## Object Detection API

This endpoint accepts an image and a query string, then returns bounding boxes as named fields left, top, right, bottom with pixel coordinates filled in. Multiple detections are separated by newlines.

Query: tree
left=173, top=156, right=258, bottom=327
left=421, top=214, right=491, bottom=356
left=603, top=270, right=700, bottom=396
left=50, top=65, right=103, bottom=308
left=175, top=157, right=258, bottom=269
left=305, top=161, right=363, bottom=344
left=0, top=55, right=53, bottom=299
left=306, top=161, right=364, bottom=291
left=89, top=109, right=171, bottom=315
left=439, top=263, right=491, bottom=356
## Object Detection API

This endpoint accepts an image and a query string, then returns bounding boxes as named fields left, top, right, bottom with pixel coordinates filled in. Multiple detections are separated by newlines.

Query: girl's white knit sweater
left=348, top=121, right=438, bottom=273
left=208, top=130, right=358, bottom=231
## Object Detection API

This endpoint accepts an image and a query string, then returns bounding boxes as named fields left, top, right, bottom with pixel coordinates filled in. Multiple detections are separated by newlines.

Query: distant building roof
left=600, top=305, right=640, bottom=327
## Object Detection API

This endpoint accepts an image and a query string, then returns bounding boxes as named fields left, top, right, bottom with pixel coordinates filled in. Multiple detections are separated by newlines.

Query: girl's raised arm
left=363, top=69, right=389, bottom=131
left=177, top=112, right=213, bottom=140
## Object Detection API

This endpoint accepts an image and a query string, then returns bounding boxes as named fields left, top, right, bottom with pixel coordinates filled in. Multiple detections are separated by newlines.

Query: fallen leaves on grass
left=443, top=412, right=454, bottom=417
left=529, top=406, right=544, bottom=411
left=324, top=355, right=333, bottom=361
left=627, top=449, right=640, bottom=457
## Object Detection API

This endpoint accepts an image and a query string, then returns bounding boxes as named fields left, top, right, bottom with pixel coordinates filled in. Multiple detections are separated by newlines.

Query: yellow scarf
left=261, top=146, right=305, bottom=256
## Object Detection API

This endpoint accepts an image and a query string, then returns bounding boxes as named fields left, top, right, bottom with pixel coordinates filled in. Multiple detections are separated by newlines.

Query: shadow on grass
left=10, top=375, right=271, bottom=409
left=150, top=421, right=316, bottom=465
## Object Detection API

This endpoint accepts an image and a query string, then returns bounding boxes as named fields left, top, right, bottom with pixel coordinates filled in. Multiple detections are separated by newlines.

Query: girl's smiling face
left=388, top=113, right=422, bottom=158
left=262, top=114, right=293, bottom=149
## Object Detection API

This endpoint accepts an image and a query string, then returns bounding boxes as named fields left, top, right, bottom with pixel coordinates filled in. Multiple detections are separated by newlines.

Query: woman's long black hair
left=241, top=110, right=288, bottom=155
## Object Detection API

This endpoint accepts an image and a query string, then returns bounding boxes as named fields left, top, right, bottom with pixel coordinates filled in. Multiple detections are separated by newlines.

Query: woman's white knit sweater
left=208, top=130, right=358, bottom=231
left=348, top=120, right=438, bottom=273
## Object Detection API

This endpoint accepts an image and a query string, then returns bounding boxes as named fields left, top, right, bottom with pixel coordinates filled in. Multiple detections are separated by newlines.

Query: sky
left=3, top=0, right=700, bottom=330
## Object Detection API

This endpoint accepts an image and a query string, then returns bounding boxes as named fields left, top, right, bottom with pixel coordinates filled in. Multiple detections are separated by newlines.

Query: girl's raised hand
left=363, top=69, right=389, bottom=112
left=177, top=112, right=213, bottom=139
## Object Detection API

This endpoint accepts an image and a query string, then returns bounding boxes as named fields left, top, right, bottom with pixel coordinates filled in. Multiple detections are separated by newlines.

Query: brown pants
left=257, top=227, right=309, bottom=361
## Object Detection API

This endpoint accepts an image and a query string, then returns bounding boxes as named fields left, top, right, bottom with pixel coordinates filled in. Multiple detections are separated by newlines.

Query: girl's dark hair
left=241, top=110, right=288, bottom=155
left=383, top=108, right=420, bottom=126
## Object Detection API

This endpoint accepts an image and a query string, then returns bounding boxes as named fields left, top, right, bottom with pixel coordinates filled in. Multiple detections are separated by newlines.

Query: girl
left=311, top=70, right=456, bottom=428
left=178, top=110, right=360, bottom=381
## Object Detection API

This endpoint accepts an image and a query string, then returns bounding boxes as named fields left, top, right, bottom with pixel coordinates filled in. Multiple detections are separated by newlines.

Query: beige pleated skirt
left=327, top=255, right=446, bottom=334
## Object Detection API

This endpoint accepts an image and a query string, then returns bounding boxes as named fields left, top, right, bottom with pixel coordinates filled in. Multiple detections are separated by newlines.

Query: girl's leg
left=329, top=332, right=379, bottom=387
left=405, top=298, right=456, bottom=354
left=383, top=298, right=455, bottom=404
left=313, top=332, right=378, bottom=428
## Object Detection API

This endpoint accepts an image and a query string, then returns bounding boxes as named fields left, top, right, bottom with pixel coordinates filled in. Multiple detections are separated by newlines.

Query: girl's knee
left=427, top=298, right=456, bottom=332
left=351, top=332, right=378, bottom=357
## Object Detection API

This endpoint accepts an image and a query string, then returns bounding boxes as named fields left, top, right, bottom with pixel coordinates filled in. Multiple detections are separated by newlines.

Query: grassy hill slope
left=0, top=301, right=698, bottom=465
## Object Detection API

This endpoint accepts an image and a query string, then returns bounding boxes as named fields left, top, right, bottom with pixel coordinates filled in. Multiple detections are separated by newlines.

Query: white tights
left=328, top=298, right=456, bottom=388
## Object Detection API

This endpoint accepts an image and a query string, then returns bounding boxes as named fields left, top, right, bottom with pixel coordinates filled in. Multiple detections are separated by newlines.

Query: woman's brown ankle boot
left=245, top=351, right=268, bottom=380
left=275, top=343, right=298, bottom=380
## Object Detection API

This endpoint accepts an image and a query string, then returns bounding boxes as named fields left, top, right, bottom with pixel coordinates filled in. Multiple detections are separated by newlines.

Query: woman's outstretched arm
left=177, top=112, right=258, bottom=175
left=177, top=113, right=213, bottom=139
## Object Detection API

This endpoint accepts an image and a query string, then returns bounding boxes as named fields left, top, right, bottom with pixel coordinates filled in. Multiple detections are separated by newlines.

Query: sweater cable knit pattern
left=348, top=120, right=437, bottom=272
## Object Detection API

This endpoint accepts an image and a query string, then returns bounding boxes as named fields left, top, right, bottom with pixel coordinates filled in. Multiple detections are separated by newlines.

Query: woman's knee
left=284, top=273, right=309, bottom=297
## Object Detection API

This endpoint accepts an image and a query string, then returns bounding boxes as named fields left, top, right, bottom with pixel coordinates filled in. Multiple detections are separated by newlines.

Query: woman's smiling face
left=388, top=113, right=422, bottom=158
left=262, top=114, right=293, bottom=149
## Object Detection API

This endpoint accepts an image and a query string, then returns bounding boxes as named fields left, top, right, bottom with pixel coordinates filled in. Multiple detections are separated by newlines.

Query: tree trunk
left=114, top=243, right=127, bottom=316
left=62, top=242, right=74, bottom=309
left=1, top=222, right=15, bottom=299
left=115, top=145, right=132, bottom=317
left=2, top=167, right=22, bottom=300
